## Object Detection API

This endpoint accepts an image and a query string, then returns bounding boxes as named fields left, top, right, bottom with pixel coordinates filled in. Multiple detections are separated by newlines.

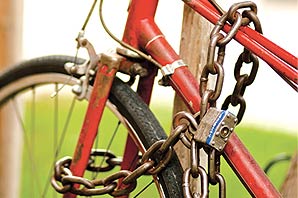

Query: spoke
left=92, top=128, right=100, bottom=179
left=31, top=86, right=36, bottom=151
left=31, top=86, right=36, bottom=198
left=54, top=83, right=59, bottom=155
left=93, top=121, right=121, bottom=179
left=42, top=96, right=77, bottom=197
left=11, top=95, right=42, bottom=196
left=134, top=179, right=155, bottom=198
left=53, top=83, right=59, bottom=198
left=129, top=152, right=141, bottom=171
left=55, top=95, right=76, bottom=157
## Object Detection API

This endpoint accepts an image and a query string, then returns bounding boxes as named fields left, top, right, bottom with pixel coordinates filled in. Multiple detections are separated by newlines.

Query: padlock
left=194, top=107, right=238, bottom=152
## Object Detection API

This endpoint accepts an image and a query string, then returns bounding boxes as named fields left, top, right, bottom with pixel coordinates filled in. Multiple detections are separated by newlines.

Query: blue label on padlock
left=206, top=110, right=228, bottom=145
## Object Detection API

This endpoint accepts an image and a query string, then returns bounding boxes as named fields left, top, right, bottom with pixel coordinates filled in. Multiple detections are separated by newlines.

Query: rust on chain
left=219, top=1, right=262, bottom=125
left=205, top=11, right=242, bottom=75
left=200, top=62, right=224, bottom=102
left=190, top=139, right=200, bottom=178
left=160, top=124, right=188, bottom=153
left=122, top=161, right=155, bottom=185
left=227, top=1, right=257, bottom=25
left=87, top=149, right=120, bottom=172
left=103, top=170, right=137, bottom=197
left=200, top=90, right=214, bottom=119
left=173, top=111, right=198, bottom=134
left=51, top=119, right=189, bottom=197
left=242, top=10, right=263, bottom=33
left=191, top=2, right=263, bottom=197
left=141, top=140, right=174, bottom=175
left=51, top=157, right=73, bottom=194
left=62, top=176, right=95, bottom=195
left=208, top=149, right=221, bottom=185
left=216, top=173, right=226, bottom=198
left=183, top=167, right=209, bottom=198
left=222, top=94, right=246, bottom=123
left=235, top=52, right=259, bottom=86
left=206, top=33, right=225, bottom=74
left=217, top=13, right=242, bottom=46
left=88, top=179, right=117, bottom=196
left=172, top=111, right=202, bottom=149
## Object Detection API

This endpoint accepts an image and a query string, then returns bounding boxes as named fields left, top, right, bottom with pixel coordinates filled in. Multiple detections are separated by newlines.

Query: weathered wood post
left=280, top=152, right=298, bottom=198
left=173, top=4, right=212, bottom=170
left=0, top=1, right=23, bottom=197
left=173, top=4, right=212, bottom=193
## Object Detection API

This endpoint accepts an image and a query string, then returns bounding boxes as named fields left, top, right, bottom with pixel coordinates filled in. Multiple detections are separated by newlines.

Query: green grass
left=22, top=97, right=297, bottom=197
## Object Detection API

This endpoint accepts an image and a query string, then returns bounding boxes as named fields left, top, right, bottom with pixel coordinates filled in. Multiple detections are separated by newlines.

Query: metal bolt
left=72, top=85, right=82, bottom=95
left=81, top=39, right=88, bottom=47
left=65, top=62, right=77, bottom=74
left=89, top=69, right=95, bottom=76
left=220, top=127, right=230, bottom=138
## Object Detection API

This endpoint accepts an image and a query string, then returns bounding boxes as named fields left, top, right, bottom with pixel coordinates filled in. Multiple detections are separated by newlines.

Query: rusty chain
left=221, top=2, right=262, bottom=124
left=87, top=149, right=123, bottom=172
left=192, top=1, right=262, bottom=197
left=51, top=2, right=263, bottom=197
left=51, top=114, right=196, bottom=196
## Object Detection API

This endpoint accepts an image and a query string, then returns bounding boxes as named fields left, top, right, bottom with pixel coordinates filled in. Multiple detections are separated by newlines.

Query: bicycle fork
left=64, top=53, right=121, bottom=198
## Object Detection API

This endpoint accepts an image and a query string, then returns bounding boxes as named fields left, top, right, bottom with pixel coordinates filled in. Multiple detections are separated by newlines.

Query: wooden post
left=0, top=1, right=23, bottom=197
left=280, top=152, right=298, bottom=198
left=173, top=4, right=212, bottom=169
left=173, top=4, right=212, bottom=194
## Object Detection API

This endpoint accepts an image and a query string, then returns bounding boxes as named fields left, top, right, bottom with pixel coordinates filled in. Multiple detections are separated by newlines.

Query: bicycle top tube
left=123, top=0, right=297, bottom=84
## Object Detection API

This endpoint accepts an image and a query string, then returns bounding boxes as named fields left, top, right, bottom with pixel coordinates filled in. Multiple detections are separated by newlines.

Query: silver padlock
left=194, top=107, right=238, bottom=152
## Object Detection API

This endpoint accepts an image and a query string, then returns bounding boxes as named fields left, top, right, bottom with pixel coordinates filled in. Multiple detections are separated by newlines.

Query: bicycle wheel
left=0, top=55, right=183, bottom=197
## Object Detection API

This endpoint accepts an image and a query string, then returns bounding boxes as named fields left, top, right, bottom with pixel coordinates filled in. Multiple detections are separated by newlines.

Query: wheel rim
left=0, top=73, right=164, bottom=197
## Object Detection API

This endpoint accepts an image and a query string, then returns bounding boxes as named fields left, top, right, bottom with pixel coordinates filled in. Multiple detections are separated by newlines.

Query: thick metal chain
left=51, top=114, right=196, bottom=196
left=221, top=2, right=262, bottom=124
left=87, top=149, right=123, bottom=172
left=192, top=2, right=262, bottom=197
left=182, top=4, right=263, bottom=196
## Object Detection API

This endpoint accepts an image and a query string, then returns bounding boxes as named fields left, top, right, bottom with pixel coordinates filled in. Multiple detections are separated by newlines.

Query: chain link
left=183, top=167, right=208, bottom=198
left=208, top=149, right=221, bottom=185
left=87, top=149, right=122, bottom=172
left=216, top=173, right=226, bottom=198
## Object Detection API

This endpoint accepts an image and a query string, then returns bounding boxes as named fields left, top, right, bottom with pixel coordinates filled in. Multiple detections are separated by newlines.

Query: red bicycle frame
left=66, top=0, right=297, bottom=197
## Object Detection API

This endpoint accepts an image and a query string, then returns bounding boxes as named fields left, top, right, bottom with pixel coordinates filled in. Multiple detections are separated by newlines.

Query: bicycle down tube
left=64, top=54, right=122, bottom=198
left=66, top=0, right=296, bottom=197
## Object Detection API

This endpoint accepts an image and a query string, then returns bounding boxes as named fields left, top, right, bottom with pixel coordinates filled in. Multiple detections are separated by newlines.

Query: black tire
left=0, top=55, right=183, bottom=197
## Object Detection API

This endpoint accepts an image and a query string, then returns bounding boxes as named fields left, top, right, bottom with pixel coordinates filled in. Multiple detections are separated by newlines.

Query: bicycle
left=0, top=0, right=297, bottom=197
